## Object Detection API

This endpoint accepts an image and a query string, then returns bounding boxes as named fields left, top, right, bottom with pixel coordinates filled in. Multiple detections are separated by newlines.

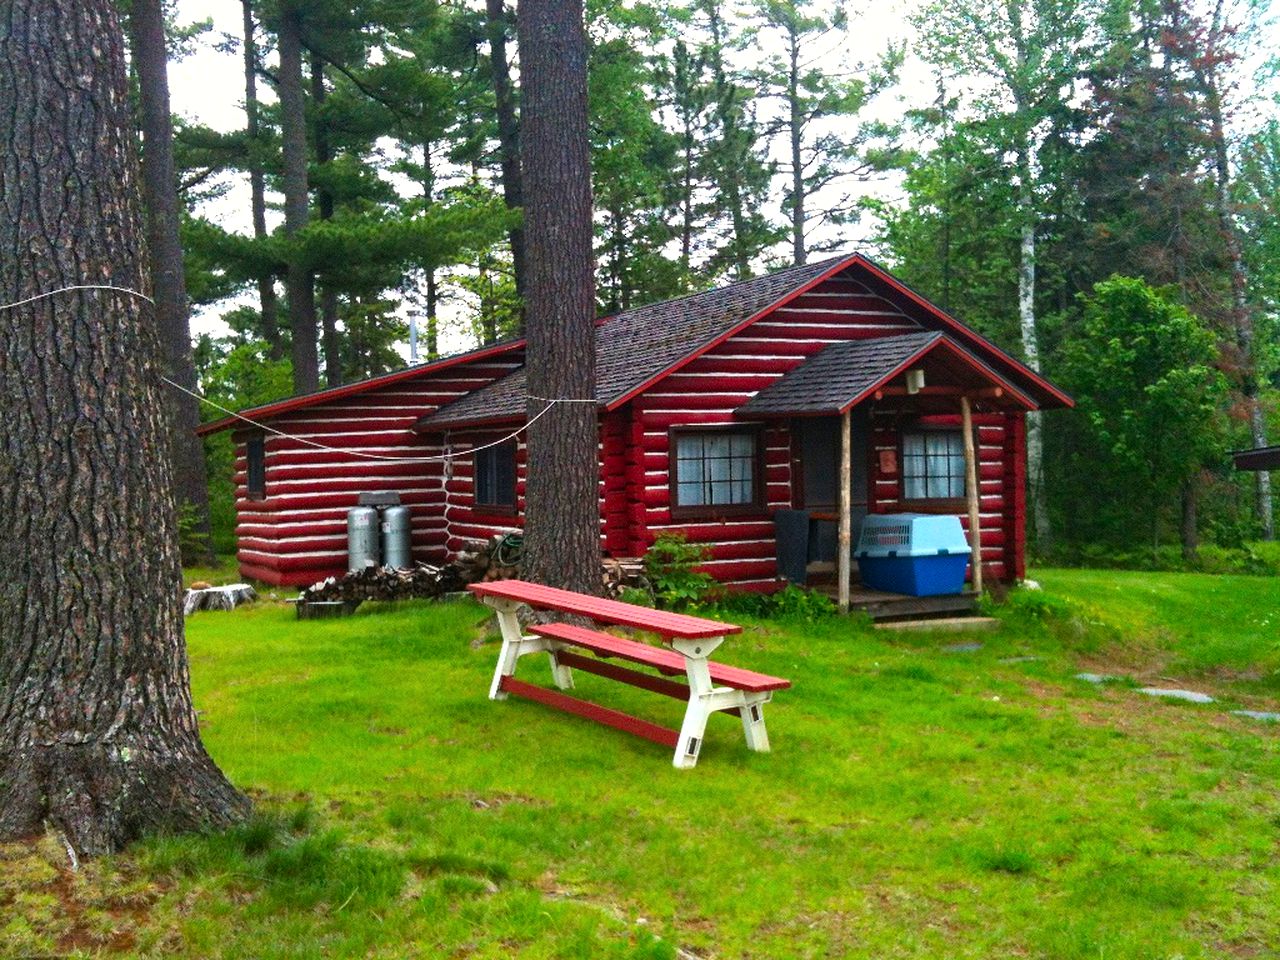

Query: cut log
left=183, top=583, right=257, bottom=615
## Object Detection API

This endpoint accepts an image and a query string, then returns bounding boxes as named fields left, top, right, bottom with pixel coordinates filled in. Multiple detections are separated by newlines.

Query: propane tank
left=381, top=505, right=413, bottom=569
left=347, top=506, right=381, bottom=572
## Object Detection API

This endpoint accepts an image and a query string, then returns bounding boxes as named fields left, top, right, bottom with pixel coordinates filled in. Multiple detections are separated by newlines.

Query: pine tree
left=519, top=0, right=601, bottom=594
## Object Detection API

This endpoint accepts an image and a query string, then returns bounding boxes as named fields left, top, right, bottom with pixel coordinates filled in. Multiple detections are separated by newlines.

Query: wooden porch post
left=838, top=408, right=851, bottom=613
left=960, top=395, right=983, bottom=594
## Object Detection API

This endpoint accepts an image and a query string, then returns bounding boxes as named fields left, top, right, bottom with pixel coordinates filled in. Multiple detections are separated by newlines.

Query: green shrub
left=642, top=534, right=716, bottom=609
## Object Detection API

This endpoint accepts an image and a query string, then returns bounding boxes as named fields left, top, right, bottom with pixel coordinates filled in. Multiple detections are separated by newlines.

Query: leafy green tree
left=1061, top=276, right=1228, bottom=555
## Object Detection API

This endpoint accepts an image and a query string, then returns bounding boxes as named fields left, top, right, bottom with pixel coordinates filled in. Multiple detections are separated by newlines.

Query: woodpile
left=297, top=535, right=653, bottom=606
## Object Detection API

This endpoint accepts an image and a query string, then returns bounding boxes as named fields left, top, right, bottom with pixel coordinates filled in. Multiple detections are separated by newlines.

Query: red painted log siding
left=230, top=358, right=521, bottom=585
left=633, top=270, right=929, bottom=589
left=438, top=413, right=632, bottom=558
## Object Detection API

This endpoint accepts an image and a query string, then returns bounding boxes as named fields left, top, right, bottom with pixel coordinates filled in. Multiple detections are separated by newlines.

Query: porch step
left=875, top=616, right=999, bottom=633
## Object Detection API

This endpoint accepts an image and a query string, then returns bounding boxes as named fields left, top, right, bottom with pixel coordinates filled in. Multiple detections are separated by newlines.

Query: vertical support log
left=838, top=408, right=852, bottom=613
left=961, top=396, right=983, bottom=595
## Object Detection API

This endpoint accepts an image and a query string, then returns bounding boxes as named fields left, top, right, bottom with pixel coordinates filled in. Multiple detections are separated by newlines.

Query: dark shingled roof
left=736, top=332, right=943, bottom=417
left=1233, top=445, right=1280, bottom=471
left=416, top=255, right=853, bottom=430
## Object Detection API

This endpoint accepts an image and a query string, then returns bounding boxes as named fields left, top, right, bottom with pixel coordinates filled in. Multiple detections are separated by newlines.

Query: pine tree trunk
left=311, top=57, right=342, bottom=388
left=279, top=3, right=319, bottom=394
left=243, top=0, right=282, bottom=359
left=1016, top=142, right=1050, bottom=548
left=422, top=144, right=440, bottom=362
left=130, top=0, right=214, bottom=564
left=1181, top=477, right=1199, bottom=560
left=486, top=0, right=527, bottom=318
left=788, top=23, right=805, bottom=266
left=0, top=0, right=250, bottom=857
left=706, top=4, right=751, bottom=280
left=519, top=0, right=601, bottom=595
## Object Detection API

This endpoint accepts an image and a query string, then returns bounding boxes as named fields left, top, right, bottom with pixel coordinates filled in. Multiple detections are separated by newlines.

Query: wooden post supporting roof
left=960, top=395, right=983, bottom=595
left=838, top=409, right=852, bottom=613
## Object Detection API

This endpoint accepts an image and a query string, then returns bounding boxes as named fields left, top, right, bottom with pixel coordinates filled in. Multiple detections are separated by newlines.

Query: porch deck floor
left=806, top=568, right=979, bottom=621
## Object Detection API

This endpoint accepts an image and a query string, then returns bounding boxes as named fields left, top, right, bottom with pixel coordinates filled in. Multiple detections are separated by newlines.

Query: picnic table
left=468, top=579, right=790, bottom=768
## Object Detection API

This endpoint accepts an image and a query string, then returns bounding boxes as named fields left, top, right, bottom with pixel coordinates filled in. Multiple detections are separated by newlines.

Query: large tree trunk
left=278, top=3, right=319, bottom=394
left=242, top=0, right=283, bottom=359
left=0, top=0, right=250, bottom=858
left=519, top=0, right=601, bottom=595
left=486, top=0, right=527, bottom=318
left=130, top=0, right=214, bottom=564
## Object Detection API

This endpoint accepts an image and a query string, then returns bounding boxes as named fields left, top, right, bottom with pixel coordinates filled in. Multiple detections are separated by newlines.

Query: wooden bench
left=468, top=579, right=791, bottom=768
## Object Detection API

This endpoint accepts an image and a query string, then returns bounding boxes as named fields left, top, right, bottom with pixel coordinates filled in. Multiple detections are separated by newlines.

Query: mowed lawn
left=3, top=571, right=1279, bottom=958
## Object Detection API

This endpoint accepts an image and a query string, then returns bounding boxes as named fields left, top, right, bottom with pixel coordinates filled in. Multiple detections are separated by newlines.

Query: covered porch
left=736, top=331, right=1037, bottom=613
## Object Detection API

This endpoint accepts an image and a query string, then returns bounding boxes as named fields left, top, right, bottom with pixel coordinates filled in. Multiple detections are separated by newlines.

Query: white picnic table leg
left=670, top=635, right=724, bottom=769
left=548, top=646, right=574, bottom=691
left=488, top=598, right=525, bottom=700
left=739, top=695, right=772, bottom=752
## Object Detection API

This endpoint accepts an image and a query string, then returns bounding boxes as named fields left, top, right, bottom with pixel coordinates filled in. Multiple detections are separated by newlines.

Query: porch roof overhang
left=734, top=331, right=1037, bottom=419
left=1233, top=445, right=1280, bottom=471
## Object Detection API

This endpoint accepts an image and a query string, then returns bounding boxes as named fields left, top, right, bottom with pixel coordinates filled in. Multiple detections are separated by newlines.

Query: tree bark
left=0, top=0, right=250, bottom=857
left=518, top=0, right=601, bottom=595
left=278, top=3, right=319, bottom=394
left=130, top=0, right=214, bottom=564
left=486, top=0, right=527, bottom=318
left=242, top=0, right=283, bottom=359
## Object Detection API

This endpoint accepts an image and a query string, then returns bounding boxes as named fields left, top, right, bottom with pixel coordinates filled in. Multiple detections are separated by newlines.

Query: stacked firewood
left=299, top=536, right=652, bottom=605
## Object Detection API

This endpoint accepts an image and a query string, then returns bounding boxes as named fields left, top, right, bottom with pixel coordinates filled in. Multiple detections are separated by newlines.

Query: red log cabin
left=199, top=253, right=1072, bottom=591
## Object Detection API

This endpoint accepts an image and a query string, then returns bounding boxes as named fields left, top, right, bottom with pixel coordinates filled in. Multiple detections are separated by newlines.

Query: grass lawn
left=2, top=570, right=1278, bottom=958
left=1033, top=568, right=1280, bottom=691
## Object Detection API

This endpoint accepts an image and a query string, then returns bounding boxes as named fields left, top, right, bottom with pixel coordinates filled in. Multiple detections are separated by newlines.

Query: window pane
left=673, top=430, right=755, bottom=508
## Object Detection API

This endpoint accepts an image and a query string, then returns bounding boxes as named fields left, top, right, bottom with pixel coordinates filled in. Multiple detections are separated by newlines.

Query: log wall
left=231, top=355, right=521, bottom=586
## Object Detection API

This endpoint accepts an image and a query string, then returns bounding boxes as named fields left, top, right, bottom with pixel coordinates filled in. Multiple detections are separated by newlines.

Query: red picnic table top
left=467, top=579, right=741, bottom=640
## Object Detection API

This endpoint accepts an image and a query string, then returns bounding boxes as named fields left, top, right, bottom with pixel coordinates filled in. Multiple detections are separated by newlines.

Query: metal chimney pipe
left=408, top=310, right=419, bottom=363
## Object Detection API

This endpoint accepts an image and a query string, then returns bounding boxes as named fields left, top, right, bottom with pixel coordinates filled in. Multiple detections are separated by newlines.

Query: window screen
left=902, top=430, right=965, bottom=500
left=246, top=436, right=266, bottom=499
left=674, top=431, right=756, bottom=508
left=475, top=440, right=517, bottom=508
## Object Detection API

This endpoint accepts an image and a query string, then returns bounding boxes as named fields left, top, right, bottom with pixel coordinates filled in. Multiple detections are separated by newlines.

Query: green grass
left=3, top=572, right=1278, bottom=958
left=1032, top=567, right=1280, bottom=690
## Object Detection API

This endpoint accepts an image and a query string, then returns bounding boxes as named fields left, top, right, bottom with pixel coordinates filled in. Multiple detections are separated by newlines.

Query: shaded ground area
left=3, top=570, right=1278, bottom=958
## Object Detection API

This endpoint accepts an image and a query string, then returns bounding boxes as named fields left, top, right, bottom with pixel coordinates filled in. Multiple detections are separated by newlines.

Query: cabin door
left=793, top=412, right=868, bottom=564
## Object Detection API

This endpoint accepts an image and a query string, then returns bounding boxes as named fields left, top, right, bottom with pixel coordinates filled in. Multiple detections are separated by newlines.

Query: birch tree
left=914, top=0, right=1094, bottom=546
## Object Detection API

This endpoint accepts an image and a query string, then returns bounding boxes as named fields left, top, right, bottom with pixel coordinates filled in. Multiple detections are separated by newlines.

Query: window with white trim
left=673, top=429, right=758, bottom=510
left=902, top=430, right=965, bottom=501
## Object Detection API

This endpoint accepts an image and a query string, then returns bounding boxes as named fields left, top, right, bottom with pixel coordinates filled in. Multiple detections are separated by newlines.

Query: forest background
left=141, top=0, right=1280, bottom=568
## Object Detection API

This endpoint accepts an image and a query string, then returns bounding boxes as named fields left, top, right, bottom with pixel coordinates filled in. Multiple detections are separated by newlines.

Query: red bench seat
left=530, top=622, right=791, bottom=693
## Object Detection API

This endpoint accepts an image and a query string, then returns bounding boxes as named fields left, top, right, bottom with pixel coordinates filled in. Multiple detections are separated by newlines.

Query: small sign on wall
left=879, top=449, right=898, bottom=475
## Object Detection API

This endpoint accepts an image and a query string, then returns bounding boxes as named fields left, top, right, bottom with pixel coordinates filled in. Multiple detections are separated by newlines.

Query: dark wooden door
left=792, top=412, right=868, bottom=561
